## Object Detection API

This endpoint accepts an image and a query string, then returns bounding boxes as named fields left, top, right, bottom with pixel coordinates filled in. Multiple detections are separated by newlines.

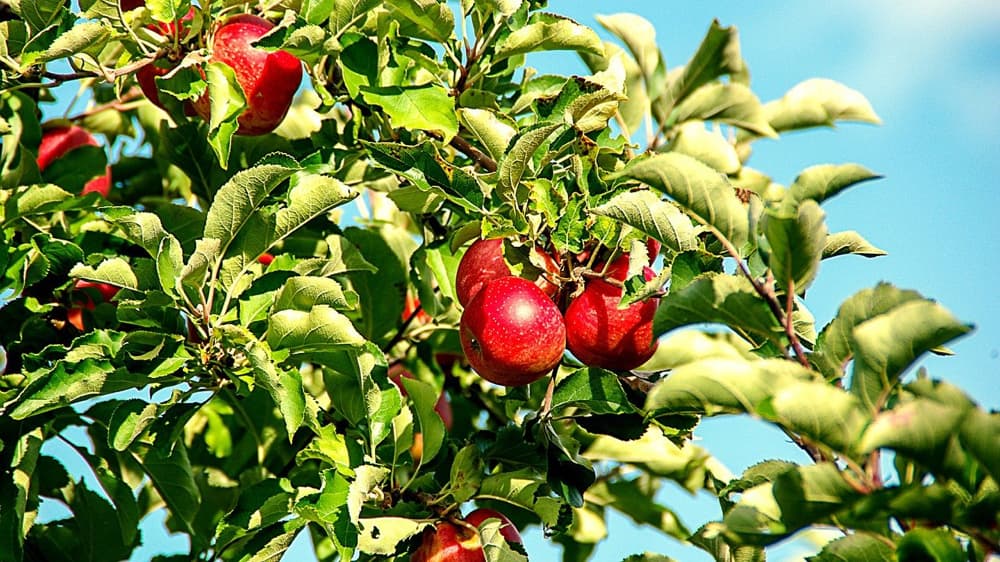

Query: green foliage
left=0, top=2, right=994, bottom=562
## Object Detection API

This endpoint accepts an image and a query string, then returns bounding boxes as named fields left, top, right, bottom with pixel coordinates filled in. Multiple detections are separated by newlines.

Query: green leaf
left=70, top=258, right=139, bottom=291
left=583, top=426, right=711, bottom=489
left=591, top=190, right=699, bottom=254
left=360, top=85, right=458, bottom=142
left=763, top=78, right=882, bottom=134
left=61, top=478, right=136, bottom=560
left=236, top=519, right=307, bottom=562
left=497, top=123, right=563, bottom=201
left=274, top=276, right=357, bottom=312
left=108, top=399, right=160, bottom=451
left=672, top=83, right=776, bottom=138
left=551, top=368, right=636, bottom=415
left=17, top=0, right=64, bottom=35
left=806, top=532, right=895, bottom=562
left=399, top=377, right=445, bottom=465
left=203, top=61, right=247, bottom=165
left=667, top=121, right=742, bottom=174
left=147, top=0, right=191, bottom=24
left=762, top=199, right=827, bottom=294
left=266, top=305, right=365, bottom=358
left=654, top=273, right=780, bottom=344
left=897, top=528, right=964, bottom=562
left=661, top=20, right=744, bottom=111
left=458, top=108, right=517, bottom=163
left=357, top=517, right=429, bottom=555
left=36, top=20, right=111, bottom=64
left=587, top=478, right=689, bottom=540
left=204, top=159, right=299, bottom=255
left=328, top=0, right=379, bottom=36
left=385, top=0, right=454, bottom=42
left=494, top=13, right=604, bottom=61
left=295, top=469, right=356, bottom=560
left=822, top=231, right=886, bottom=259
left=594, top=13, right=662, bottom=85
left=0, top=428, right=42, bottom=560
left=849, top=299, right=972, bottom=412
left=610, top=152, right=749, bottom=250
left=138, top=439, right=201, bottom=534
left=246, top=337, right=309, bottom=440
left=215, top=478, right=295, bottom=553
left=788, top=164, right=882, bottom=205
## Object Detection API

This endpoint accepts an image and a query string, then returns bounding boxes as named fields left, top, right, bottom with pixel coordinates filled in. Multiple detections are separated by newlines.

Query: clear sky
left=35, top=1, right=1000, bottom=561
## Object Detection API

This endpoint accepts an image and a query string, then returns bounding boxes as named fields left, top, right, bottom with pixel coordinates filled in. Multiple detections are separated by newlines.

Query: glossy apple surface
left=464, top=508, right=522, bottom=546
left=564, top=255, right=659, bottom=371
left=460, top=276, right=565, bottom=386
left=194, top=15, right=303, bottom=135
left=456, top=238, right=559, bottom=307
left=37, top=126, right=111, bottom=197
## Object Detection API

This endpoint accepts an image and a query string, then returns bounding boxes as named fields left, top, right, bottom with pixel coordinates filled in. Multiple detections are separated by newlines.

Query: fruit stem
left=539, top=365, right=559, bottom=419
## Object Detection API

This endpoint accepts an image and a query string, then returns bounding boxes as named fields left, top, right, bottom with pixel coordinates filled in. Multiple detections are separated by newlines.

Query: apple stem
left=539, top=366, right=559, bottom=419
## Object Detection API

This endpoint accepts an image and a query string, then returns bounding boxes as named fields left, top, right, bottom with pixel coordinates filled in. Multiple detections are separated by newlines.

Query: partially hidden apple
left=460, top=276, right=565, bottom=386
left=411, top=509, right=522, bottom=562
left=36, top=126, right=111, bottom=197
left=67, top=280, right=121, bottom=331
left=390, top=365, right=453, bottom=462
left=193, top=15, right=303, bottom=135
left=135, top=8, right=197, bottom=112
left=455, top=238, right=560, bottom=307
left=564, top=254, right=659, bottom=371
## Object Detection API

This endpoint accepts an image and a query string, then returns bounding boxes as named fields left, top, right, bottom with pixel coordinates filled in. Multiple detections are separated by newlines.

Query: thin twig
left=448, top=135, right=497, bottom=172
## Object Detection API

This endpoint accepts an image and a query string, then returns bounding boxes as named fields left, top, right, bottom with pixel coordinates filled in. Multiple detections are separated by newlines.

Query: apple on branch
left=411, top=508, right=523, bottom=562
left=66, top=280, right=121, bottom=331
left=455, top=237, right=560, bottom=307
left=193, top=14, right=303, bottom=135
left=36, top=125, right=111, bottom=198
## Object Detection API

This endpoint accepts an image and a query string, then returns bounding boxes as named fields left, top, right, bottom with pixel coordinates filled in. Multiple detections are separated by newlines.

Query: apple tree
left=1, top=1, right=997, bottom=561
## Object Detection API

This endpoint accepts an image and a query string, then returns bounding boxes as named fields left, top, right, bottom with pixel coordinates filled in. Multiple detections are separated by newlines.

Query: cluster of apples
left=457, top=237, right=660, bottom=387
left=126, top=1, right=302, bottom=135
left=412, top=508, right=522, bottom=562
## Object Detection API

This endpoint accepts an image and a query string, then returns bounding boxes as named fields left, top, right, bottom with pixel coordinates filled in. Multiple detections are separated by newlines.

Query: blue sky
left=37, top=1, right=1000, bottom=560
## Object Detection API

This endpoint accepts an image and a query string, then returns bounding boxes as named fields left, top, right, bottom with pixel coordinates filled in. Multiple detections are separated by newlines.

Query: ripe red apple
left=411, top=510, right=522, bottom=562
left=67, top=280, right=120, bottom=330
left=135, top=8, right=197, bottom=111
left=402, top=292, right=432, bottom=325
left=193, top=15, right=303, bottom=135
left=257, top=252, right=274, bottom=266
left=456, top=238, right=560, bottom=307
left=36, top=126, right=111, bottom=197
left=564, top=254, right=659, bottom=371
left=460, top=276, right=565, bottom=386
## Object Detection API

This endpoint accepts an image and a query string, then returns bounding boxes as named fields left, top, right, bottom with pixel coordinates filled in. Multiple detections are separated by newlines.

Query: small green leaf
left=788, top=163, right=882, bottom=205
left=822, top=231, right=886, bottom=259
left=806, top=532, right=895, bottom=562
left=458, top=108, right=517, bottom=163
left=762, top=199, right=827, bottom=295
left=360, top=84, right=458, bottom=142
left=399, top=377, right=446, bottom=465
left=70, top=258, right=139, bottom=291
left=328, top=0, right=379, bottom=36
left=763, top=78, right=882, bottom=134
left=494, top=13, right=604, bottom=61
left=295, top=469, right=356, bottom=560
left=108, top=399, right=160, bottom=451
left=138, top=438, right=201, bottom=534
left=266, top=306, right=366, bottom=357
left=204, top=159, right=299, bottom=254
left=0, top=428, right=42, bottom=560
left=385, top=0, right=454, bottom=42
left=591, top=190, right=699, bottom=254
left=897, top=528, right=965, bottom=562
left=497, top=123, right=563, bottom=201
left=357, top=517, right=429, bottom=555
left=203, top=61, right=247, bottom=165
left=667, top=121, right=742, bottom=174
left=672, top=83, right=776, bottom=138
left=594, top=13, right=662, bottom=85
left=551, top=368, right=636, bottom=415
left=36, top=20, right=111, bottom=64
left=661, top=20, right=744, bottom=112
left=274, top=276, right=357, bottom=312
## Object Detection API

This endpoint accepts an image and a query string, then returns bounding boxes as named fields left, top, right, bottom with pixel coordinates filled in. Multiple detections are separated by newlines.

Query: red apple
left=67, top=280, right=120, bottom=330
left=455, top=238, right=559, bottom=307
left=120, top=0, right=144, bottom=10
left=411, top=510, right=522, bottom=562
left=464, top=509, right=522, bottom=546
left=564, top=255, right=659, bottom=371
left=402, top=292, right=432, bottom=325
left=193, top=15, right=303, bottom=135
left=36, top=126, right=112, bottom=197
left=257, top=252, right=274, bottom=266
left=135, top=8, right=197, bottom=111
left=460, top=276, right=565, bottom=386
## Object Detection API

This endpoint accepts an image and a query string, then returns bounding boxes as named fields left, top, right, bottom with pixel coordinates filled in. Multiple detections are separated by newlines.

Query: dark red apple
left=460, top=276, right=565, bottom=386
left=564, top=254, right=659, bottom=371
left=193, top=15, right=303, bottom=135
left=135, top=8, right=197, bottom=111
left=455, top=238, right=559, bottom=307
left=120, top=0, right=144, bottom=10
left=257, top=252, right=274, bottom=266
left=411, top=510, right=522, bottom=562
left=67, top=280, right=120, bottom=330
left=36, top=126, right=111, bottom=197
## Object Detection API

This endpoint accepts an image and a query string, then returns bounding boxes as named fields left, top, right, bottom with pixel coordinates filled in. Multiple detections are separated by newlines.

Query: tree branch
left=449, top=135, right=497, bottom=172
